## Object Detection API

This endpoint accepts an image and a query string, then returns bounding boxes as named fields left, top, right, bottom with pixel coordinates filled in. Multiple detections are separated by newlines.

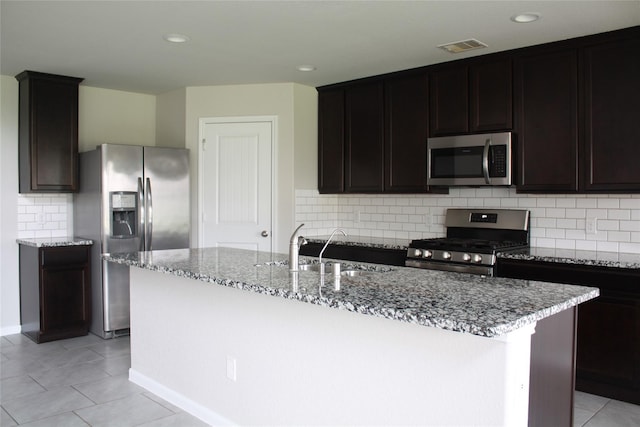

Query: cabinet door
left=470, top=58, right=513, bottom=132
left=429, top=65, right=468, bottom=136
left=318, top=89, right=345, bottom=193
left=582, top=36, right=640, bottom=192
left=576, top=296, right=640, bottom=389
left=17, top=71, right=82, bottom=193
left=41, top=266, right=89, bottom=332
left=385, top=73, right=429, bottom=192
left=345, top=81, right=384, bottom=192
left=515, top=49, right=579, bottom=192
left=39, top=246, right=91, bottom=340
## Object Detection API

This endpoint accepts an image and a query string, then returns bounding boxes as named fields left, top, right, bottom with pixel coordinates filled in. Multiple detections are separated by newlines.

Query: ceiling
left=1, top=1, right=639, bottom=95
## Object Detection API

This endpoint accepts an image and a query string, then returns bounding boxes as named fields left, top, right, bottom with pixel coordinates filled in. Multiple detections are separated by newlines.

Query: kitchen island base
left=128, top=266, right=535, bottom=426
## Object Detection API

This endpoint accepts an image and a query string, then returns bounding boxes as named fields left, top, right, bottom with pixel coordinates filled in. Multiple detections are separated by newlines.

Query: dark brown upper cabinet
left=430, top=57, right=512, bottom=136
left=16, top=71, right=84, bottom=193
left=514, top=49, right=579, bottom=192
left=514, top=26, right=640, bottom=193
left=345, top=81, right=385, bottom=193
left=318, top=89, right=345, bottom=193
left=581, top=35, right=640, bottom=192
left=318, top=72, right=439, bottom=194
left=384, top=72, right=429, bottom=192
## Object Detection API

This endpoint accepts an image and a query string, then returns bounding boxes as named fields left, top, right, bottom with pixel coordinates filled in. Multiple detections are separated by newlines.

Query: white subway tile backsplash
left=576, top=198, right=598, bottom=208
left=620, top=220, right=640, bottom=232
left=621, top=199, right=640, bottom=209
left=566, top=208, right=586, bottom=218
left=17, top=194, right=72, bottom=240
left=597, top=220, right=619, bottom=231
left=597, top=241, right=619, bottom=252
left=597, top=198, right=620, bottom=209
left=576, top=240, right=598, bottom=251
left=557, top=199, right=576, bottom=208
left=295, top=188, right=640, bottom=254
left=608, top=209, right=631, bottom=220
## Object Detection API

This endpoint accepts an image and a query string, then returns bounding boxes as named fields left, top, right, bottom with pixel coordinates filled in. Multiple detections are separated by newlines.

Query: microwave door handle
left=482, top=139, right=491, bottom=184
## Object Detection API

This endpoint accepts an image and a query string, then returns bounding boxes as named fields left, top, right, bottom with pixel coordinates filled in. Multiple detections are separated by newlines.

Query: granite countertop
left=16, top=237, right=94, bottom=248
left=306, top=235, right=640, bottom=270
left=305, top=235, right=410, bottom=251
left=499, top=247, right=640, bottom=270
left=104, top=247, right=598, bottom=338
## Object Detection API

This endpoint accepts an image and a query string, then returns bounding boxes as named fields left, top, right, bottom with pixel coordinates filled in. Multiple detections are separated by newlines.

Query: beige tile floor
left=2, top=333, right=639, bottom=426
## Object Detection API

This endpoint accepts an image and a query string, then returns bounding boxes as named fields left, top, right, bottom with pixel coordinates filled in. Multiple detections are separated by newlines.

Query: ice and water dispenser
left=110, top=192, right=137, bottom=238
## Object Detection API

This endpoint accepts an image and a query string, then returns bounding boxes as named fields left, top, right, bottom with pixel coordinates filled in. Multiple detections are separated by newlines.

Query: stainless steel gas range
left=405, top=208, right=530, bottom=276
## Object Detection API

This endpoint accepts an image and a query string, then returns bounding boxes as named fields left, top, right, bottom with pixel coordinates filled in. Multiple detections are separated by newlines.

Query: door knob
left=261, top=230, right=269, bottom=237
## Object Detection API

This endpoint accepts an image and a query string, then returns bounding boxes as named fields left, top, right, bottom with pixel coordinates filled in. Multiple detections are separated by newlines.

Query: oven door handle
left=482, top=139, right=491, bottom=184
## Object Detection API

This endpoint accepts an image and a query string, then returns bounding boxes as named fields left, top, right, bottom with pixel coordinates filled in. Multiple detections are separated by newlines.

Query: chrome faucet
left=319, top=228, right=347, bottom=269
left=289, top=223, right=307, bottom=271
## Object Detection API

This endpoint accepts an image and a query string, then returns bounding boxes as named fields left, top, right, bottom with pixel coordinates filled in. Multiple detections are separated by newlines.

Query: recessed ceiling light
left=511, top=13, right=541, bottom=23
left=163, top=33, right=190, bottom=43
left=297, top=65, right=316, bottom=72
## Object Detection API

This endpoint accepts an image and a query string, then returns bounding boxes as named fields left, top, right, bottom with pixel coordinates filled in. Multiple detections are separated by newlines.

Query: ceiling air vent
left=437, top=39, right=488, bottom=53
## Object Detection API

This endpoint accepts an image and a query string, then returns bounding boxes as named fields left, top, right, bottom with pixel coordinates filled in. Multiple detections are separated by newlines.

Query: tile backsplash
left=17, top=194, right=72, bottom=239
left=295, top=188, right=640, bottom=254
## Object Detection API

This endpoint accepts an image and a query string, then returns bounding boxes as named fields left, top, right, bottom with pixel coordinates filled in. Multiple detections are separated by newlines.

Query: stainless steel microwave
left=427, top=132, right=512, bottom=186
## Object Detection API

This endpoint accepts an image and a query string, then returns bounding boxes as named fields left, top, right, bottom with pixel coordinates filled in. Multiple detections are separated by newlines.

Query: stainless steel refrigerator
left=74, top=144, right=190, bottom=338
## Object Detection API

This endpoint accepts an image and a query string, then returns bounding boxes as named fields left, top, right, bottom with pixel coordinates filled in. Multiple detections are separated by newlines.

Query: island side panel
left=128, top=266, right=534, bottom=426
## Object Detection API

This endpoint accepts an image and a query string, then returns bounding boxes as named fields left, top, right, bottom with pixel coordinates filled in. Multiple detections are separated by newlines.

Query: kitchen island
left=105, top=247, right=598, bottom=426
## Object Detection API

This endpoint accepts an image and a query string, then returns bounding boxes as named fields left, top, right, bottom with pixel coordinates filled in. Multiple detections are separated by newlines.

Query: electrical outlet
left=355, top=210, right=362, bottom=223
left=36, top=212, right=46, bottom=225
left=424, top=213, right=433, bottom=226
left=586, top=217, right=597, bottom=235
left=226, top=356, right=237, bottom=381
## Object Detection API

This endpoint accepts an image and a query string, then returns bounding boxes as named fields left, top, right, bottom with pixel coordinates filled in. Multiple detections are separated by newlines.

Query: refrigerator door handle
left=146, top=177, right=153, bottom=251
left=137, top=177, right=145, bottom=251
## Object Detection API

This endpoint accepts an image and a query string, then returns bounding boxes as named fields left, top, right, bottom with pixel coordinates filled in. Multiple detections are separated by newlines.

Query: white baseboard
left=1, top=325, right=21, bottom=336
left=129, top=368, right=235, bottom=426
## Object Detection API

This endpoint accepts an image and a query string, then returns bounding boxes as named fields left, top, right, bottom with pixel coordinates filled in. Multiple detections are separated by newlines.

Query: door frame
left=197, top=116, right=277, bottom=251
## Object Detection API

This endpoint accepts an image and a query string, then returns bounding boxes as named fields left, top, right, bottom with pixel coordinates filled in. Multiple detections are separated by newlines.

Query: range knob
left=472, top=254, right=483, bottom=263
left=442, top=251, right=452, bottom=260
left=423, top=250, right=433, bottom=259
left=462, top=253, right=471, bottom=262
left=410, top=248, right=422, bottom=258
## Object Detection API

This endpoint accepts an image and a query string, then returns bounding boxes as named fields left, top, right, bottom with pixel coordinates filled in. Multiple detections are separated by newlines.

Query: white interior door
left=199, top=119, right=273, bottom=251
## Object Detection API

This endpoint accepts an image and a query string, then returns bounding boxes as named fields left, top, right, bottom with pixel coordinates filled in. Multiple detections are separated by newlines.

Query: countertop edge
left=17, top=237, right=94, bottom=248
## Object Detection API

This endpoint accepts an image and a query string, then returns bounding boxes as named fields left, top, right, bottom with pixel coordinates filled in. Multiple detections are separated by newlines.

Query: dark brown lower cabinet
left=498, top=258, right=640, bottom=406
left=19, top=244, right=92, bottom=343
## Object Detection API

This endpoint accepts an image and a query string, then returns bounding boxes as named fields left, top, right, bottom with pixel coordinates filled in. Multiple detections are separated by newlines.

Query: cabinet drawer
left=41, top=247, right=89, bottom=267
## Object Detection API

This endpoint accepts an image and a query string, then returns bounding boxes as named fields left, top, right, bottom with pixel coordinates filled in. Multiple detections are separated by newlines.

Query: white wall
left=1, top=75, right=21, bottom=335
left=293, top=84, right=318, bottom=190
left=184, top=83, right=317, bottom=253
left=78, top=86, right=156, bottom=152
left=0, top=76, right=157, bottom=335
left=296, top=188, right=640, bottom=254
left=156, top=88, right=186, bottom=148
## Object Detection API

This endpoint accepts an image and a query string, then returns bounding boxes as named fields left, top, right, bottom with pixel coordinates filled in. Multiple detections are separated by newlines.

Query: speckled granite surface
left=17, top=237, right=94, bottom=248
left=104, top=247, right=598, bottom=338
left=306, top=235, right=640, bottom=270
left=498, top=248, right=640, bottom=270
left=305, top=235, right=410, bottom=251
